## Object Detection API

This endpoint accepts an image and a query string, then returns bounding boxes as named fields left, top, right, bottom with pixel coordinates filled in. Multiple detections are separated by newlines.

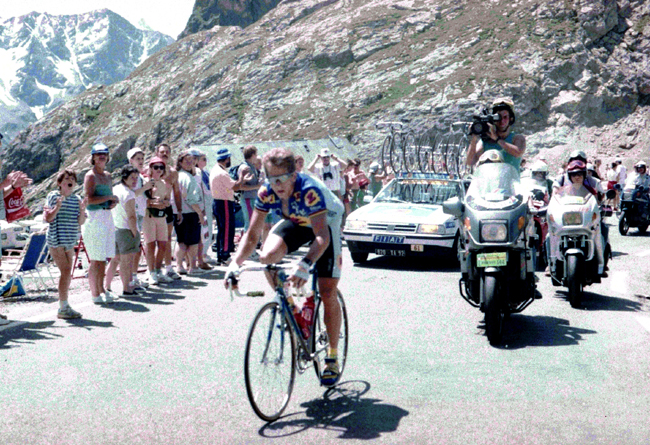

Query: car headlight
left=481, top=222, right=507, bottom=242
left=345, top=220, right=367, bottom=231
left=417, top=224, right=444, bottom=235
left=562, top=212, right=583, bottom=226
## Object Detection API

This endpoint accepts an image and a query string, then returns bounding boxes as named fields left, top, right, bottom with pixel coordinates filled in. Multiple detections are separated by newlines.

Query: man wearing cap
left=126, top=147, right=153, bottom=288
left=154, top=143, right=184, bottom=280
left=209, top=148, right=251, bottom=264
left=236, top=145, right=264, bottom=233
left=308, top=148, right=345, bottom=199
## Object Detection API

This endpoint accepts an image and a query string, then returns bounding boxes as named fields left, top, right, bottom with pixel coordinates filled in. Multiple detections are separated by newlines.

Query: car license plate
left=375, top=249, right=406, bottom=257
left=411, top=244, right=423, bottom=252
left=372, top=235, right=405, bottom=244
left=476, top=252, right=508, bottom=267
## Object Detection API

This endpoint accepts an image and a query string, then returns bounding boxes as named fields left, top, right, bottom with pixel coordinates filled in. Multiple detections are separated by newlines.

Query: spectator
left=210, top=148, right=249, bottom=265
left=126, top=147, right=153, bottom=289
left=615, top=157, right=627, bottom=211
left=368, top=162, right=386, bottom=197
left=82, top=143, right=119, bottom=304
left=308, top=148, right=344, bottom=199
left=142, top=157, right=173, bottom=285
left=348, top=158, right=368, bottom=211
left=175, top=151, right=208, bottom=276
left=43, top=169, right=86, bottom=319
left=237, top=145, right=263, bottom=234
left=105, top=165, right=143, bottom=297
left=594, top=158, right=603, bottom=180
left=0, top=132, right=33, bottom=323
left=295, top=155, right=305, bottom=173
left=154, top=144, right=183, bottom=280
left=189, top=148, right=213, bottom=270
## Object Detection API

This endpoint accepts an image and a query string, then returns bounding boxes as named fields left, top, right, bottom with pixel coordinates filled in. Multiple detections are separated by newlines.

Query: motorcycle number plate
left=476, top=252, right=508, bottom=267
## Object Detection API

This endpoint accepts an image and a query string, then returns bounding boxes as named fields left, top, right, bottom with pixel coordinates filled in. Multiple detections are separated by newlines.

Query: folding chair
left=0, top=233, right=51, bottom=297
left=72, top=235, right=90, bottom=278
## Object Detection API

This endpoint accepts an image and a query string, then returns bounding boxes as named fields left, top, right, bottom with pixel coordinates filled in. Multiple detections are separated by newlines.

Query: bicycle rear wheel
left=402, top=131, right=418, bottom=173
left=388, top=133, right=405, bottom=174
left=312, top=291, right=349, bottom=384
left=244, top=302, right=296, bottom=422
left=380, top=135, right=392, bottom=174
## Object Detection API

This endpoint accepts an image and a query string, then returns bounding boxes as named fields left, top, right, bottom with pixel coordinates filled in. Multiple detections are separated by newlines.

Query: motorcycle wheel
left=483, top=275, right=504, bottom=345
left=567, top=255, right=583, bottom=308
left=618, top=213, right=629, bottom=236
left=638, top=224, right=648, bottom=234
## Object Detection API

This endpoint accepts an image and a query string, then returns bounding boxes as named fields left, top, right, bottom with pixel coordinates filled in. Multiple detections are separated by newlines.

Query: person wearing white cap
left=83, top=142, right=120, bottom=304
left=307, top=148, right=344, bottom=199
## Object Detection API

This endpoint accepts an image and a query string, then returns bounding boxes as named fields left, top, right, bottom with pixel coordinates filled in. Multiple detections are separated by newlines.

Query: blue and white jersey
left=255, top=173, right=344, bottom=228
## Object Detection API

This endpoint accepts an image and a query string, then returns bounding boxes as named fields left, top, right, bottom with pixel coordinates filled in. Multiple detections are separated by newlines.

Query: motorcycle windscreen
left=465, top=163, right=524, bottom=210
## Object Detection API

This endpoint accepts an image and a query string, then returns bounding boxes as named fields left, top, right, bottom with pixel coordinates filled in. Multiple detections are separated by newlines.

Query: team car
left=343, top=172, right=460, bottom=263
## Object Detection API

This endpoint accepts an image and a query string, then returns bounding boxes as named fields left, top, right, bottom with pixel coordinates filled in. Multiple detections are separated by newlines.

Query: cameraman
left=466, top=97, right=526, bottom=173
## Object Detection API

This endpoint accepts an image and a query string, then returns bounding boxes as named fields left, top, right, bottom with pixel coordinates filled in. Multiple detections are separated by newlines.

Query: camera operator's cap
left=216, top=148, right=231, bottom=161
left=126, top=147, right=144, bottom=160
left=189, top=148, right=205, bottom=157
left=567, top=159, right=587, bottom=173
left=320, top=148, right=331, bottom=158
left=477, top=150, right=504, bottom=165
left=91, top=142, right=109, bottom=155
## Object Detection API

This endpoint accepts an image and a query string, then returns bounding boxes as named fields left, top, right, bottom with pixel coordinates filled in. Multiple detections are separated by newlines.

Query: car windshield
left=375, top=178, right=458, bottom=205
left=466, top=163, right=523, bottom=208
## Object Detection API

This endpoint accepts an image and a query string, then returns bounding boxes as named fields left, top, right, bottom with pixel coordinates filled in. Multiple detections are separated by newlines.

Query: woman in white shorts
left=143, top=157, right=172, bottom=284
left=82, top=143, right=119, bottom=304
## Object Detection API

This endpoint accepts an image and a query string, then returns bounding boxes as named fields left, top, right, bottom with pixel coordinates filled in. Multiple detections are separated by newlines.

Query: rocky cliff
left=0, top=9, right=173, bottom=141
left=5, top=0, right=650, bottom=204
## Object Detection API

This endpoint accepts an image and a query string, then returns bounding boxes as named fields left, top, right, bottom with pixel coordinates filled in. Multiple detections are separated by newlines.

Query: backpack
left=228, top=163, right=242, bottom=180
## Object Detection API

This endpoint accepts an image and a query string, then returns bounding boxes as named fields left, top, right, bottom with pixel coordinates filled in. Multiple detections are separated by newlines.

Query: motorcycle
left=521, top=177, right=549, bottom=271
left=618, top=185, right=650, bottom=235
left=444, top=161, right=537, bottom=345
left=547, top=186, right=615, bottom=308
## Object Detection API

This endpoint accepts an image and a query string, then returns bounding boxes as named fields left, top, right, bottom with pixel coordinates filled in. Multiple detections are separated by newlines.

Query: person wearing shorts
left=105, top=165, right=142, bottom=297
left=225, top=147, right=345, bottom=386
left=82, top=143, right=119, bottom=304
left=175, top=150, right=208, bottom=276
left=155, top=143, right=183, bottom=280
left=143, top=156, right=172, bottom=284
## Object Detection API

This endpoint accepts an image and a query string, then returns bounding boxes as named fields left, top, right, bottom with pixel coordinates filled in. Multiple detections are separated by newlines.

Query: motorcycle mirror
left=605, top=189, right=616, bottom=200
left=442, top=196, right=464, bottom=218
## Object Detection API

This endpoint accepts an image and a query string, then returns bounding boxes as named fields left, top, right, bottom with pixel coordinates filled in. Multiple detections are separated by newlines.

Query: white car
left=1, top=220, right=31, bottom=252
left=343, top=173, right=460, bottom=263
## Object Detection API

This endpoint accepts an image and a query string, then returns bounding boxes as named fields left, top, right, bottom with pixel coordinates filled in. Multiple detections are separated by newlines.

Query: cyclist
left=224, top=147, right=345, bottom=387
left=466, top=97, right=526, bottom=172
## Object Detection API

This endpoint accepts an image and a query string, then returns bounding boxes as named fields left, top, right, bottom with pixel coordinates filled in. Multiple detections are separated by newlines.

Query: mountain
left=5, top=0, right=650, bottom=205
left=0, top=9, right=174, bottom=140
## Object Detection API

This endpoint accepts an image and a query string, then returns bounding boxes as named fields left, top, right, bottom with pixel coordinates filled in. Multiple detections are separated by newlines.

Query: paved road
left=1, top=219, right=650, bottom=444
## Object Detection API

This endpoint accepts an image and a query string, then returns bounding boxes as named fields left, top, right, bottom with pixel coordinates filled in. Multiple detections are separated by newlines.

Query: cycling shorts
left=271, top=219, right=342, bottom=279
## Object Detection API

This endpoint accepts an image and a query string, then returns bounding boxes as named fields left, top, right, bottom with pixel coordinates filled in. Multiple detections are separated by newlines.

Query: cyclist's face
left=265, top=163, right=296, bottom=199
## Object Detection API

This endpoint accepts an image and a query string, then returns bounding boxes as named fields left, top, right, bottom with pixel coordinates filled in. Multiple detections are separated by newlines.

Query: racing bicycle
left=229, top=264, right=349, bottom=422
left=376, top=121, right=417, bottom=174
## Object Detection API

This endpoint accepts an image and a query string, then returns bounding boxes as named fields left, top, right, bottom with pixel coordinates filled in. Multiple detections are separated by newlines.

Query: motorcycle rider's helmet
left=566, top=159, right=587, bottom=176
left=586, top=163, right=596, bottom=174
left=477, top=150, right=504, bottom=165
left=491, top=97, right=515, bottom=125
left=635, top=161, right=647, bottom=173
left=530, top=160, right=548, bottom=179
left=567, top=150, right=587, bottom=164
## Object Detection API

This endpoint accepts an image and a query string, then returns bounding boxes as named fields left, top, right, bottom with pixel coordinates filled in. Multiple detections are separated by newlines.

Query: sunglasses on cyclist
left=151, top=164, right=165, bottom=171
left=266, top=171, right=294, bottom=185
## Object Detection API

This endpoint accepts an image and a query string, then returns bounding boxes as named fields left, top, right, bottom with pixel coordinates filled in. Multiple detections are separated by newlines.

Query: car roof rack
left=396, top=171, right=451, bottom=180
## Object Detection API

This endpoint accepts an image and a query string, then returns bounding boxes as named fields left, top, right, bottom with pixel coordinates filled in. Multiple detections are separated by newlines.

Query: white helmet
left=635, top=161, right=647, bottom=169
left=530, top=161, right=548, bottom=174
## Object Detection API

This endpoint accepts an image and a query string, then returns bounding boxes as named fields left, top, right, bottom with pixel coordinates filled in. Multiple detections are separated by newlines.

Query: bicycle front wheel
left=244, top=302, right=296, bottom=422
left=312, top=291, right=349, bottom=384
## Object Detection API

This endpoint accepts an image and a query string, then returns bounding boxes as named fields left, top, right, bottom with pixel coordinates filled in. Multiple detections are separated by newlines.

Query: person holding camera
left=465, top=97, right=526, bottom=172
left=308, top=148, right=344, bottom=199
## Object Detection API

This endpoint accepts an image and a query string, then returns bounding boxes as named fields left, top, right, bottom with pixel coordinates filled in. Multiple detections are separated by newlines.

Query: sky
left=0, top=1, right=196, bottom=38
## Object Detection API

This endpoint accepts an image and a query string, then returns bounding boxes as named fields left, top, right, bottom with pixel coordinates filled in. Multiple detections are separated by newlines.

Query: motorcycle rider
left=623, top=161, right=650, bottom=192
left=552, top=150, right=600, bottom=194
left=466, top=97, right=526, bottom=172
left=530, top=160, right=553, bottom=197
left=549, top=160, right=606, bottom=276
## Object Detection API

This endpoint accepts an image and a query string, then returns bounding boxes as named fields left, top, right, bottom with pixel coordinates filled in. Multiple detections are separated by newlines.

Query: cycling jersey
left=255, top=173, right=344, bottom=227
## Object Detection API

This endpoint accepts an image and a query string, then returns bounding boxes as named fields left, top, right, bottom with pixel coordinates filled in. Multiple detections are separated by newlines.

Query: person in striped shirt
left=43, top=169, right=87, bottom=319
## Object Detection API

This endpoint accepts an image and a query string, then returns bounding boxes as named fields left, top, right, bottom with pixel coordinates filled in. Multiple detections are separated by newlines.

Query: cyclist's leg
left=317, top=277, right=341, bottom=353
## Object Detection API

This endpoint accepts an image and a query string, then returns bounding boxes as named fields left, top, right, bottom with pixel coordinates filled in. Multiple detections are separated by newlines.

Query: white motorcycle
left=547, top=186, right=615, bottom=308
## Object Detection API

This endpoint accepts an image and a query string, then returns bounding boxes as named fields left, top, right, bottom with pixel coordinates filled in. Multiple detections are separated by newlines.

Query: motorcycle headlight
left=562, top=212, right=583, bottom=226
left=345, top=220, right=367, bottom=231
left=481, top=222, right=508, bottom=242
left=417, top=224, right=444, bottom=235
